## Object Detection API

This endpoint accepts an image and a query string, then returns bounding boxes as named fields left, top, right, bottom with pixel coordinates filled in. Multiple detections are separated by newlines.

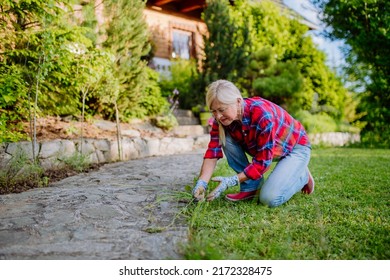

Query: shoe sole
left=225, top=194, right=256, bottom=202
left=302, top=171, right=315, bottom=194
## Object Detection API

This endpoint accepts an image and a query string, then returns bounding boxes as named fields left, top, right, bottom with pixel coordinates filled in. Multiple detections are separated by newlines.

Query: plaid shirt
left=204, top=97, right=310, bottom=180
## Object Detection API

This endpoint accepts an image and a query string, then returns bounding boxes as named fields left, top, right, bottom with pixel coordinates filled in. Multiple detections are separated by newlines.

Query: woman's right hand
left=192, top=179, right=208, bottom=201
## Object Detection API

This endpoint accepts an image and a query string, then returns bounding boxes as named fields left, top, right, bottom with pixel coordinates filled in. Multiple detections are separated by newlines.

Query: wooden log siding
left=143, top=8, right=206, bottom=61
left=144, top=0, right=315, bottom=69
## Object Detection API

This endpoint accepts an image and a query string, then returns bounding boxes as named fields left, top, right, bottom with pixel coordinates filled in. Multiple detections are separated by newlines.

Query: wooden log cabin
left=144, top=0, right=207, bottom=75
left=144, top=0, right=317, bottom=75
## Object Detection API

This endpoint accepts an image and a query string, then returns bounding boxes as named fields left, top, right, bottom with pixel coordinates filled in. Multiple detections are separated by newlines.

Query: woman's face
left=210, top=99, right=239, bottom=126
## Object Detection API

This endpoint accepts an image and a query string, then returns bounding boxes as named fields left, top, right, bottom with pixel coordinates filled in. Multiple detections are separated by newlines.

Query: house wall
left=143, top=8, right=207, bottom=63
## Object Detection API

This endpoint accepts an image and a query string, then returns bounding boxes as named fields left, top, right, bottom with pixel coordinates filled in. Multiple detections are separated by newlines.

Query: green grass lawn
left=181, top=148, right=390, bottom=260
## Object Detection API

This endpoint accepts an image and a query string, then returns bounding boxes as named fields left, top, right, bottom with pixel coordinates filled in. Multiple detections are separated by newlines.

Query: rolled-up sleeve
left=204, top=121, right=223, bottom=159
left=243, top=117, right=275, bottom=180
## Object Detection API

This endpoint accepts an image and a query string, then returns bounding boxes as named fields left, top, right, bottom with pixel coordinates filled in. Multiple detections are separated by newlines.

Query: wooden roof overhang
left=146, top=0, right=206, bottom=18
left=146, top=0, right=318, bottom=30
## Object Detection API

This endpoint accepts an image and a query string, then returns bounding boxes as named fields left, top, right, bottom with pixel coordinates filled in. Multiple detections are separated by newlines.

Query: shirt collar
left=241, top=98, right=250, bottom=131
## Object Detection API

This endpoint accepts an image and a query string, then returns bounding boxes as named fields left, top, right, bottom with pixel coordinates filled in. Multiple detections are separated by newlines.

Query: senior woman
left=192, top=79, right=314, bottom=207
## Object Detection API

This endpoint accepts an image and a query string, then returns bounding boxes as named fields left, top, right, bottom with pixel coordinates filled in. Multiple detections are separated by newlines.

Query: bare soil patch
left=21, top=116, right=171, bottom=142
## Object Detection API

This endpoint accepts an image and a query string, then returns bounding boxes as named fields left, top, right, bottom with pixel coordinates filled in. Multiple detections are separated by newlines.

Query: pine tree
left=201, top=0, right=251, bottom=89
left=102, top=0, right=151, bottom=119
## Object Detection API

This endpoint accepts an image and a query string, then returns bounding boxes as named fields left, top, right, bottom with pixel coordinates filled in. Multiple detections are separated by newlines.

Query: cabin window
left=172, top=29, right=193, bottom=59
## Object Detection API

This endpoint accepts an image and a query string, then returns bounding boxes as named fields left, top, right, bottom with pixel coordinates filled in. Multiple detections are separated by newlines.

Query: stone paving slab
left=0, top=150, right=204, bottom=260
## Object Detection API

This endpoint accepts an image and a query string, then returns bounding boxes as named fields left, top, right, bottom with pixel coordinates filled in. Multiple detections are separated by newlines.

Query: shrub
left=293, top=110, right=337, bottom=134
left=137, top=67, right=168, bottom=118
left=152, top=113, right=178, bottom=131
left=60, top=152, right=91, bottom=173
left=0, top=65, right=31, bottom=143
left=151, top=88, right=180, bottom=131
left=159, top=59, right=199, bottom=110
left=0, top=147, right=47, bottom=194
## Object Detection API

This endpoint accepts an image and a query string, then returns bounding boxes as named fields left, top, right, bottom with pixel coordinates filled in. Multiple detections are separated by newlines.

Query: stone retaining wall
left=309, top=132, right=360, bottom=147
left=0, top=132, right=360, bottom=169
left=0, top=135, right=210, bottom=170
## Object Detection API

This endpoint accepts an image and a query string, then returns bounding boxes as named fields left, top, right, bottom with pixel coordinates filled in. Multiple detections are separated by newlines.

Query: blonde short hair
left=206, top=80, right=243, bottom=145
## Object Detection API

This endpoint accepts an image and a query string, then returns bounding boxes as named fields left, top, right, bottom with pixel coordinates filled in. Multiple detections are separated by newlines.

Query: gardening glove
left=192, top=179, right=208, bottom=201
left=207, top=175, right=239, bottom=201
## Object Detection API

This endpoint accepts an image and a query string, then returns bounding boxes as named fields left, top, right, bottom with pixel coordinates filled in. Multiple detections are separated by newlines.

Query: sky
left=283, top=0, right=345, bottom=70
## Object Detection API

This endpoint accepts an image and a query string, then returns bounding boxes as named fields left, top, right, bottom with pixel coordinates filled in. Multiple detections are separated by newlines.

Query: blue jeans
left=222, top=134, right=311, bottom=207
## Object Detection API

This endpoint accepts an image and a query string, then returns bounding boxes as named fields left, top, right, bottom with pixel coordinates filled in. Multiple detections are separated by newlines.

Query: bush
left=0, top=147, right=47, bottom=194
left=60, top=152, right=91, bottom=173
left=360, top=130, right=390, bottom=149
left=159, top=59, right=199, bottom=110
left=293, top=110, right=338, bottom=134
left=137, top=67, right=168, bottom=118
left=152, top=113, right=178, bottom=131
left=0, top=65, right=31, bottom=143
left=151, top=87, right=180, bottom=131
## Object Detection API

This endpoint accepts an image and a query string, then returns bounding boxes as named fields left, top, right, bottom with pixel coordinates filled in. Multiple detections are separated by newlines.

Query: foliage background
left=310, top=0, right=390, bottom=147
left=200, top=0, right=354, bottom=135
left=0, top=0, right=169, bottom=143
left=1, top=0, right=387, bottom=147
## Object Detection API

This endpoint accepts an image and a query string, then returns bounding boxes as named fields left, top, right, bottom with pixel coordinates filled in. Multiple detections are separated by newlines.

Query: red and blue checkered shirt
left=204, top=97, right=310, bottom=180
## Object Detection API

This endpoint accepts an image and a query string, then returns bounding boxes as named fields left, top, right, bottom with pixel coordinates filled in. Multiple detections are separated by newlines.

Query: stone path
left=0, top=150, right=204, bottom=260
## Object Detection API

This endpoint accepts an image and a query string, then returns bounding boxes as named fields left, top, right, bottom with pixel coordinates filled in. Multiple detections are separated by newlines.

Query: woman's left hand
left=207, top=175, right=239, bottom=201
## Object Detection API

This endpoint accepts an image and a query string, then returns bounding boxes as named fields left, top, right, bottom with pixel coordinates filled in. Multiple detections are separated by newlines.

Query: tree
left=252, top=57, right=304, bottom=111
left=0, top=0, right=98, bottom=118
left=0, top=0, right=64, bottom=143
left=201, top=0, right=251, bottom=91
left=311, top=0, right=390, bottom=147
left=0, top=0, right=91, bottom=149
left=235, top=0, right=349, bottom=126
left=102, top=0, right=152, bottom=120
left=1, top=0, right=169, bottom=145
